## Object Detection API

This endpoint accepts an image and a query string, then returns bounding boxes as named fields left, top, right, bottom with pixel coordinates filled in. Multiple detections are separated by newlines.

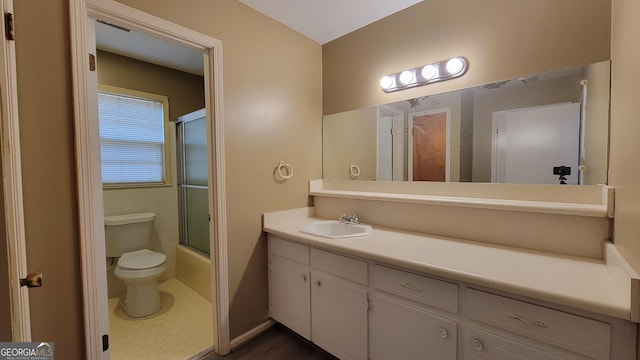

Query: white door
left=369, top=295, right=457, bottom=360
left=1, top=0, right=32, bottom=341
left=269, top=255, right=311, bottom=339
left=492, top=103, right=581, bottom=185
left=311, top=271, right=368, bottom=360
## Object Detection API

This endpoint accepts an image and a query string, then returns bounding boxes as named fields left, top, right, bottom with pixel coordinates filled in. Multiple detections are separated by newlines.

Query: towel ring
left=277, top=161, right=294, bottom=180
left=350, top=163, right=361, bottom=178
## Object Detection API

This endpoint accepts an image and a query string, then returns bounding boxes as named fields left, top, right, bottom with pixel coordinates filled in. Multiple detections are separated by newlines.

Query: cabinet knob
left=471, top=339, right=484, bottom=351
left=313, top=280, right=321, bottom=287
left=301, top=274, right=307, bottom=282
left=438, top=328, right=448, bottom=338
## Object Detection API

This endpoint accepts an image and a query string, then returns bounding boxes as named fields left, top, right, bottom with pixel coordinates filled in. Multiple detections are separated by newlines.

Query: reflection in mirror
left=323, top=61, right=610, bottom=185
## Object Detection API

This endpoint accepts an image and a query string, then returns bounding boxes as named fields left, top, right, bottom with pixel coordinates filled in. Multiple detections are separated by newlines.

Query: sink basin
left=300, top=220, right=372, bottom=239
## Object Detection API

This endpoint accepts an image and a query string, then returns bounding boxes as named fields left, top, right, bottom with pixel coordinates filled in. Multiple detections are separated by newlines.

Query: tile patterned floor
left=109, top=278, right=214, bottom=360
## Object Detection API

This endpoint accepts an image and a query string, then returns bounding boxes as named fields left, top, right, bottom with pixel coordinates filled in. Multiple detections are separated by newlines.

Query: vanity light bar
left=380, top=57, right=469, bottom=93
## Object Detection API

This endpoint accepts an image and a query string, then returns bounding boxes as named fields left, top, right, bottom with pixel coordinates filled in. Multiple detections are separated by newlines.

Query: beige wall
left=14, top=0, right=85, bottom=357
left=97, top=50, right=205, bottom=121
left=323, top=0, right=611, bottom=115
left=97, top=50, right=206, bottom=296
left=114, top=0, right=323, bottom=338
left=609, top=0, right=640, bottom=273
left=323, top=107, right=377, bottom=180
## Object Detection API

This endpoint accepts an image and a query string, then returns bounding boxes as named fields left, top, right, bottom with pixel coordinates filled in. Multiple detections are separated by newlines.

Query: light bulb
left=421, top=64, right=438, bottom=80
left=446, top=58, right=464, bottom=75
left=379, top=75, right=394, bottom=90
left=399, top=70, right=415, bottom=85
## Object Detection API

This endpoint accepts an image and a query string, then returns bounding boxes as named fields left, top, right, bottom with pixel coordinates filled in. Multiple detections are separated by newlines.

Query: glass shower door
left=177, top=109, right=210, bottom=255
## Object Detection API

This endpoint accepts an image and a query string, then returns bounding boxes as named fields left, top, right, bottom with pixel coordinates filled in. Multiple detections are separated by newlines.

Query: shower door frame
left=69, top=0, right=230, bottom=358
left=177, top=108, right=210, bottom=256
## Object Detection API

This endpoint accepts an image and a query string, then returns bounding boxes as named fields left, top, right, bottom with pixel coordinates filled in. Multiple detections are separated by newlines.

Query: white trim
left=69, top=0, right=230, bottom=357
left=309, top=180, right=612, bottom=218
left=0, top=0, right=30, bottom=341
left=407, top=108, right=451, bottom=182
left=229, top=319, right=276, bottom=351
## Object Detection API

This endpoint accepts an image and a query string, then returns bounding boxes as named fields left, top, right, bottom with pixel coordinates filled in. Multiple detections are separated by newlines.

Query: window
left=98, top=85, right=171, bottom=187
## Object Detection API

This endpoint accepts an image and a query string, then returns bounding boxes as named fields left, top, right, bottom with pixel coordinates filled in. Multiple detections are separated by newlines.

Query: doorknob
left=20, top=272, right=43, bottom=288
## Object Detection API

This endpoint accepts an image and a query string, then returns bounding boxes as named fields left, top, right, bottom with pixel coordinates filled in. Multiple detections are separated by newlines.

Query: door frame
left=1, top=0, right=31, bottom=342
left=407, top=108, right=451, bottom=182
left=69, top=0, right=230, bottom=358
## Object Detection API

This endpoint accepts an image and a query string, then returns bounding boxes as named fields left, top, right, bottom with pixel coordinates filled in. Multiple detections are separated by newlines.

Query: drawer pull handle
left=313, top=280, right=321, bottom=288
left=471, top=339, right=484, bottom=351
left=398, top=281, right=424, bottom=292
left=438, top=328, right=448, bottom=338
left=301, top=274, right=307, bottom=282
left=508, top=313, right=549, bottom=328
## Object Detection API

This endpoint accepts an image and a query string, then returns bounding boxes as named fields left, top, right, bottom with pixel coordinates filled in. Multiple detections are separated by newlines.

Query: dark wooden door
left=412, top=112, right=446, bottom=181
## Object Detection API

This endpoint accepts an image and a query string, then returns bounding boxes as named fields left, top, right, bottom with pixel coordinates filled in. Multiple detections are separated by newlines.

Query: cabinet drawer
left=311, top=248, right=367, bottom=285
left=464, top=327, right=588, bottom=360
left=371, top=264, right=458, bottom=314
left=464, top=289, right=610, bottom=360
left=269, top=236, right=309, bottom=265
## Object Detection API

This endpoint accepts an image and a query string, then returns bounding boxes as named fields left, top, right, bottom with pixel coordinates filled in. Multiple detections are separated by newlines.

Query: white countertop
left=263, top=207, right=635, bottom=321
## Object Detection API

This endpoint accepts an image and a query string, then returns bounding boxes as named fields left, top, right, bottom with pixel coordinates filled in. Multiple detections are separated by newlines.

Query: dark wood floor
left=204, top=324, right=337, bottom=360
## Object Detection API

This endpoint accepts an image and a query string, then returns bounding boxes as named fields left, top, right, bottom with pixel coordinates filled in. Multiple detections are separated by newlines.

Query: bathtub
left=175, top=245, right=212, bottom=302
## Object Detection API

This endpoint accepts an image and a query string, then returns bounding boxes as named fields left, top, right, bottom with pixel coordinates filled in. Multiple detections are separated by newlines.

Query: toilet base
left=121, top=280, right=161, bottom=318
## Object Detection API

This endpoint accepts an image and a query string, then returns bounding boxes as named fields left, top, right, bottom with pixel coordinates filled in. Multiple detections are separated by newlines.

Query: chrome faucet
left=339, top=213, right=359, bottom=225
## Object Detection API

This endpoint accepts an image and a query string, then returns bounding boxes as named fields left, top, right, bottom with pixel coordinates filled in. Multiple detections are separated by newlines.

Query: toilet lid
left=118, top=249, right=166, bottom=270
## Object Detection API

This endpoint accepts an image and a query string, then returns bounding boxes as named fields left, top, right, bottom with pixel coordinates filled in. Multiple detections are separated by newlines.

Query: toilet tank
left=104, top=212, right=156, bottom=257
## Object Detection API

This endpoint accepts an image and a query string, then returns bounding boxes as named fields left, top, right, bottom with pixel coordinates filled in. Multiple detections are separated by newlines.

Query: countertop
left=263, top=207, right=636, bottom=321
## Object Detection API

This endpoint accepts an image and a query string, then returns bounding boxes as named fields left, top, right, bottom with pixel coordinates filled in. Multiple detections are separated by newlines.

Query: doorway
left=408, top=108, right=451, bottom=181
left=69, top=1, right=229, bottom=358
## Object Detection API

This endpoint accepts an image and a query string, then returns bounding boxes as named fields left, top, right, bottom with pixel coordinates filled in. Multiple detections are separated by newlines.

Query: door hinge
left=102, top=334, right=109, bottom=351
left=4, top=13, right=14, bottom=41
left=89, top=53, right=96, bottom=72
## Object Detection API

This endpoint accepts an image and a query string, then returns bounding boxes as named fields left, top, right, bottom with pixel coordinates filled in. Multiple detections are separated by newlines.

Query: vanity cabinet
left=268, top=237, right=368, bottom=359
left=369, top=294, right=458, bottom=360
left=268, top=237, right=311, bottom=339
left=369, top=264, right=458, bottom=360
left=267, top=235, right=636, bottom=360
left=310, top=248, right=368, bottom=360
left=463, top=288, right=611, bottom=360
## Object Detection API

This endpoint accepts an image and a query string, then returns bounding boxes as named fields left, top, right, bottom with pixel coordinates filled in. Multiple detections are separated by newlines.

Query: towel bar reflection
left=276, top=161, right=294, bottom=180
left=350, top=163, right=361, bottom=178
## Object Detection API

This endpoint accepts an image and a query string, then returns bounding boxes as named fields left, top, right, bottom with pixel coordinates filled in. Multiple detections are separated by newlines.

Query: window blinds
left=98, top=91, right=166, bottom=184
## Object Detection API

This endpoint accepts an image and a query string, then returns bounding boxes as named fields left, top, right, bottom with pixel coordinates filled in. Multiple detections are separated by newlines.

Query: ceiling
left=95, top=1, right=423, bottom=76
left=237, top=0, right=423, bottom=45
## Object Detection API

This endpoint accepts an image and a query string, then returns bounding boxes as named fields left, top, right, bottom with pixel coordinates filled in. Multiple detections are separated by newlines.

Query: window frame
left=97, top=84, right=172, bottom=189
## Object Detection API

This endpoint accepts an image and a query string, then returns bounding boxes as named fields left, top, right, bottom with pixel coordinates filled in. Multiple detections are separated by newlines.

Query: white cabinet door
left=369, top=294, right=457, bottom=360
left=311, top=271, right=368, bottom=360
left=269, top=255, right=311, bottom=339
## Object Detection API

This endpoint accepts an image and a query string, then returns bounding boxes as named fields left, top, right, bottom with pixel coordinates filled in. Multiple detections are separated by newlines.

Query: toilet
left=105, top=212, right=167, bottom=318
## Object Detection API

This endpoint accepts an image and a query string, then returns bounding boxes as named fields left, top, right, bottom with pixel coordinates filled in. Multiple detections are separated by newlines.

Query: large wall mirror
left=323, top=61, right=610, bottom=186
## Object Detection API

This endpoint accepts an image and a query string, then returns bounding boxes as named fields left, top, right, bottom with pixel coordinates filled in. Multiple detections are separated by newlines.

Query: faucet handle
left=339, top=213, right=359, bottom=224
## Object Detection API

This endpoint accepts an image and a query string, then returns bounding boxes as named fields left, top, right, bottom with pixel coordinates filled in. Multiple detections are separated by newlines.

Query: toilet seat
left=117, top=249, right=166, bottom=270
